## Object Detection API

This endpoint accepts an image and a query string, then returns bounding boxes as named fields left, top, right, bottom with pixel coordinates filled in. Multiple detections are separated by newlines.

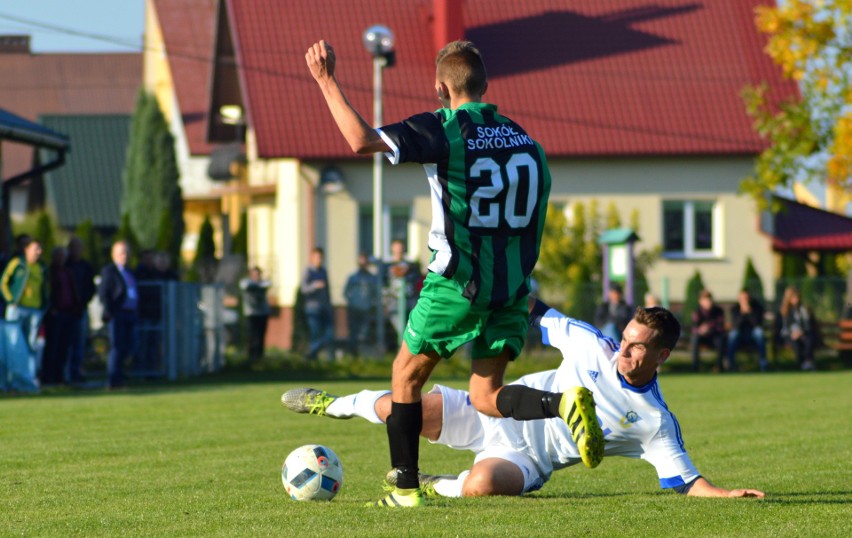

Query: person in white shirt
left=282, top=299, right=765, bottom=499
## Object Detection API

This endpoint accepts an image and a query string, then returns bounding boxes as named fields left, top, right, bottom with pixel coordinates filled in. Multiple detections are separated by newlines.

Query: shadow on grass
left=528, top=491, right=635, bottom=500
left=761, top=491, right=852, bottom=505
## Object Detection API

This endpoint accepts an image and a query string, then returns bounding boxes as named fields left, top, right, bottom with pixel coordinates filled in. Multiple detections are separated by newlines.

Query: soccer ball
left=281, top=444, right=344, bottom=501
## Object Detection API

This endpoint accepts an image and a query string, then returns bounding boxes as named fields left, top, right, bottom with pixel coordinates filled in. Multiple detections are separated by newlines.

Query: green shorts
left=403, top=272, right=528, bottom=360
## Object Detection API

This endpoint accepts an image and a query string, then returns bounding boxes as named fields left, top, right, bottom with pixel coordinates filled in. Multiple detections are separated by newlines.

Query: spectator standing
left=727, top=289, right=767, bottom=372
left=99, top=241, right=139, bottom=389
left=153, top=251, right=179, bottom=281
left=301, top=247, right=333, bottom=361
left=689, top=289, right=727, bottom=372
left=65, top=237, right=96, bottom=383
left=594, top=283, right=632, bottom=342
left=383, top=239, right=422, bottom=341
left=778, top=286, right=817, bottom=371
left=344, top=253, right=377, bottom=356
left=240, top=266, right=271, bottom=362
left=643, top=293, right=660, bottom=308
left=0, top=234, right=33, bottom=320
left=1, top=238, right=47, bottom=392
left=42, top=247, right=80, bottom=385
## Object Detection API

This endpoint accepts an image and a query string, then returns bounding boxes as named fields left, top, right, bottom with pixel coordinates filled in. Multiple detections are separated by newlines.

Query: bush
left=682, top=269, right=705, bottom=325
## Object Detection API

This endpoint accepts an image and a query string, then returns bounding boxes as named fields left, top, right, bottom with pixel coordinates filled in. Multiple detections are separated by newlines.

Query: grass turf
left=1, top=370, right=850, bottom=537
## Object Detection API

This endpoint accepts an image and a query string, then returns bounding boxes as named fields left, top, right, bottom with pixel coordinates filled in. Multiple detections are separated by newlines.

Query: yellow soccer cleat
left=280, top=388, right=346, bottom=418
left=366, top=487, right=425, bottom=508
left=385, top=468, right=456, bottom=498
left=560, top=387, right=605, bottom=469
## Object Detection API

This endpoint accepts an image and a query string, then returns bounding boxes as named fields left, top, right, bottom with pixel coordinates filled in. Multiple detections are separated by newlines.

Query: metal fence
left=86, top=281, right=225, bottom=381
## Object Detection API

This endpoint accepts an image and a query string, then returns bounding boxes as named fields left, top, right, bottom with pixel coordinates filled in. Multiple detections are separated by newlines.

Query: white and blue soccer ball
left=281, top=444, right=344, bottom=501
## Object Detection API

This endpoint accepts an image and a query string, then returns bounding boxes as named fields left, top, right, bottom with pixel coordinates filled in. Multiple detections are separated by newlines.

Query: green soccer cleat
left=560, top=386, right=605, bottom=469
left=385, top=468, right=457, bottom=498
left=366, top=487, right=425, bottom=508
left=280, top=388, right=347, bottom=418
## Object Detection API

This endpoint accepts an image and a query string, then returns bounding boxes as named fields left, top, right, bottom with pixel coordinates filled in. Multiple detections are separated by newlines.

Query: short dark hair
left=435, top=41, right=487, bottom=97
left=312, top=246, right=324, bottom=256
left=633, top=306, right=680, bottom=350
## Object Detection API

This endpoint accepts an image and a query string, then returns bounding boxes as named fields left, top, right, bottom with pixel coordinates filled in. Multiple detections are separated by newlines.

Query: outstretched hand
left=727, top=488, right=765, bottom=498
left=306, top=40, right=336, bottom=83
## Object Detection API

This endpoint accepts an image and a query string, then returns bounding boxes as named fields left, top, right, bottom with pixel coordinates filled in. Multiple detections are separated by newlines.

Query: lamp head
left=363, top=25, right=394, bottom=58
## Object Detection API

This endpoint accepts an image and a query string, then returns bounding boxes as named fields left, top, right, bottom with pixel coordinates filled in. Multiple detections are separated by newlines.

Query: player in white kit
left=283, top=300, right=765, bottom=498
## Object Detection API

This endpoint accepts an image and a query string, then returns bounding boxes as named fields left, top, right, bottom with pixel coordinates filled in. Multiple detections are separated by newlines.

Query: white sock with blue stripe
left=326, top=389, right=390, bottom=424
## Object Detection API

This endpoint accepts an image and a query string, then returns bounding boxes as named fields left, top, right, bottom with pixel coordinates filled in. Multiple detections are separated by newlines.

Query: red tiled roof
left=224, top=0, right=796, bottom=159
left=764, top=197, right=852, bottom=252
left=153, top=0, right=218, bottom=156
left=0, top=52, right=140, bottom=179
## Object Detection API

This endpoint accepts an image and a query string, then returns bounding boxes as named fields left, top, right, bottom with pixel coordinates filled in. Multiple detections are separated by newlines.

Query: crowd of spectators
left=3, top=231, right=825, bottom=391
left=0, top=236, right=179, bottom=392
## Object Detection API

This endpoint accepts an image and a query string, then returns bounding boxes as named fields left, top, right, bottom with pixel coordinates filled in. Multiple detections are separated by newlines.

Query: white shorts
left=429, top=384, right=546, bottom=495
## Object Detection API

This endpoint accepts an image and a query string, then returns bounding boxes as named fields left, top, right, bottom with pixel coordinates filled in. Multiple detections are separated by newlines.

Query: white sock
left=433, top=470, right=469, bottom=498
left=325, top=389, right=390, bottom=424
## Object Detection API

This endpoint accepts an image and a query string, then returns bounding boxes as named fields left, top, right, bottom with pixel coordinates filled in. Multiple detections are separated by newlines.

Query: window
left=662, top=200, right=720, bottom=258
left=359, top=205, right=411, bottom=258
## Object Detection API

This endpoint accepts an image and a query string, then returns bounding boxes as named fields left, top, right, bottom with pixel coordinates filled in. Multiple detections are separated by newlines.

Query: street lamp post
left=363, top=25, right=395, bottom=357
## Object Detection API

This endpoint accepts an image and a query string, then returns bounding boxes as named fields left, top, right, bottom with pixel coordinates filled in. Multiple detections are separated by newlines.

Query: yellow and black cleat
left=366, top=487, right=425, bottom=508
left=560, top=387, right=605, bottom=469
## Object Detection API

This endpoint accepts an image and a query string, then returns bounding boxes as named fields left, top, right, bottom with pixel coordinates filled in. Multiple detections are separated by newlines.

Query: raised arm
left=305, top=40, right=389, bottom=155
left=686, top=477, right=764, bottom=498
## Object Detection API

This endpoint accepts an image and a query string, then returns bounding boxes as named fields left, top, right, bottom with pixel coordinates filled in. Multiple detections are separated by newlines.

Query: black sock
left=386, top=401, right=423, bottom=489
left=495, top=385, right=562, bottom=420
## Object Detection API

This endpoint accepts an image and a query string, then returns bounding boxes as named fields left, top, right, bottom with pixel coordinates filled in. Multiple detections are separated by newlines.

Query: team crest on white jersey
left=587, top=370, right=600, bottom=383
left=620, top=410, right=642, bottom=428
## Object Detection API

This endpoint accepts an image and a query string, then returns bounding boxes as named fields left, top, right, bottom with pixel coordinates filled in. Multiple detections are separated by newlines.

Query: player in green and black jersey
left=307, top=39, right=602, bottom=508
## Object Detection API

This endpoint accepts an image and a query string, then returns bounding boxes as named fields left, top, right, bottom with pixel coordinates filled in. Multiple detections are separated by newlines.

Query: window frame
left=661, top=199, right=723, bottom=260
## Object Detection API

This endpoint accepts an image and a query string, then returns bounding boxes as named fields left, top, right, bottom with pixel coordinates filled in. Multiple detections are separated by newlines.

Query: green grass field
left=2, top=368, right=851, bottom=537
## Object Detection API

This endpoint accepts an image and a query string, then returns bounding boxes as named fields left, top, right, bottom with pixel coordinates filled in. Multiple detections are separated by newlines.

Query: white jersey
left=436, top=307, right=700, bottom=490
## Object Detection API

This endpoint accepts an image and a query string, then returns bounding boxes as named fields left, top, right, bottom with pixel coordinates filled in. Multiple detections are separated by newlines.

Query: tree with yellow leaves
left=744, top=0, right=852, bottom=210
left=533, top=202, right=659, bottom=323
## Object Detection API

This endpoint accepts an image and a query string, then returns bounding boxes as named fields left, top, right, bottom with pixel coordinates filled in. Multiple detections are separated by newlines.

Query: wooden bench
left=827, top=319, right=852, bottom=352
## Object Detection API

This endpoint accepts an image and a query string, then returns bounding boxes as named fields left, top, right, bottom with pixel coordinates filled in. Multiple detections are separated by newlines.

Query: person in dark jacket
left=65, top=237, right=96, bottom=383
left=98, top=241, right=138, bottom=389
left=689, top=289, right=726, bottom=372
left=302, top=247, right=333, bottom=361
left=727, top=289, right=767, bottom=372
left=240, top=266, right=271, bottom=362
left=594, top=283, right=632, bottom=342
left=778, top=286, right=818, bottom=371
left=42, top=247, right=82, bottom=385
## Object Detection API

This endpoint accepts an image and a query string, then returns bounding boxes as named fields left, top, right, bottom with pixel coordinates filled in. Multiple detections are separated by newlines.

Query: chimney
left=0, top=35, right=31, bottom=54
left=434, top=0, right=464, bottom=52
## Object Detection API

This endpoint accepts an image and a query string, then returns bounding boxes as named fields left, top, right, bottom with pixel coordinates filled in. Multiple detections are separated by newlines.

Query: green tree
left=189, top=215, right=217, bottom=283
left=123, top=90, right=185, bottom=264
left=744, top=1, right=852, bottom=207
left=231, top=211, right=248, bottom=257
left=74, top=219, right=104, bottom=270
left=741, top=256, right=765, bottom=304
left=781, top=253, right=808, bottom=279
left=682, top=270, right=705, bottom=325
left=534, top=202, right=658, bottom=322
left=33, top=211, right=57, bottom=265
left=114, top=212, right=139, bottom=266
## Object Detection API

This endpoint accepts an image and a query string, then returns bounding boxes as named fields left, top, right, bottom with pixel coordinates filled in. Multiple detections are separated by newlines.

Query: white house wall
left=546, top=157, right=774, bottom=303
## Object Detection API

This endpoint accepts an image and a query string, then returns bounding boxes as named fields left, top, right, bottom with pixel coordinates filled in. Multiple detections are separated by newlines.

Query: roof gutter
left=0, top=124, right=69, bottom=153
left=1, top=121, right=70, bottom=253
